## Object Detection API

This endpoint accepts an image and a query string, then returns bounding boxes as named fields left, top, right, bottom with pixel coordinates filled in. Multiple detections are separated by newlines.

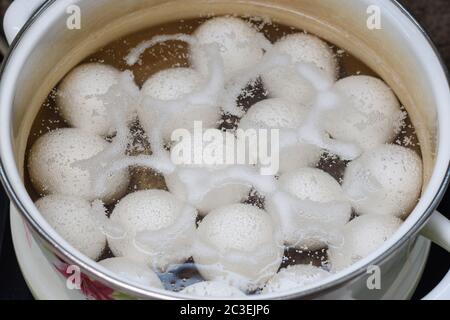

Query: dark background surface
left=0, top=0, right=449, bottom=300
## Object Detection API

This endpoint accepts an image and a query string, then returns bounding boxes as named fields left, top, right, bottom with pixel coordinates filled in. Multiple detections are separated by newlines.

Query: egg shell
left=57, top=63, right=121, bottom=136
left=191, top=16, right=265, bottom=79
left=98, top=257, right=164, bottom=289
left=262, top=264, right=330, bottom=294
left=328, top=214, right=402, bottom=272
left=238, top=98, right=322, bottom=174
left=28, top=128, right=129, bottom=203
left=324, top=75, right=402, bottom=151
left=265, top=168, right=351, bottom=250
left=262, top=33, right=337, bottom=104
left=181, top=281, right=245, bottom=298
left=138, top=67, right=221, bottom=142
left=166, top=129, right=251, bottom=214
left=108, top=190, right=197, bottom=271
left=342, top=144, right=422, bottom=217
left=193, top=203, right=283, bottom=290
left=35, top=194, right=106, bottom=260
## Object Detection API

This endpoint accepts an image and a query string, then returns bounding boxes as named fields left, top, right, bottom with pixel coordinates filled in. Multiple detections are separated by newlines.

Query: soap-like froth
left=238, top=98, right=322, bottom=174
left=342, top=144, right=422, bottom=217
left=57, top=63, right=121, bottom=136
left=139, top=67, right=221, bottom=142
left=324, top=76, right=402, bottom=151
left=262, top=264, right=330, bottom=294
left=35, top=194, right=106, bottom=260
left=108, top=190, right=197, bottom=271
left=191, top=16, right=265, bottom=79
left=262, top=33, right=337, bottom=104
left=193, top=204, right=282, bottom=290
left=28, top=128, right=129, bottom=203
left=328, top=214, right=402, bottom=272
left=181, top=281, right=245, bottom=298
left=98, top=257, right=164, bottom=289
left=166, top=129, right=251, bottom=214
left=266, top=168, right=351, bottom=250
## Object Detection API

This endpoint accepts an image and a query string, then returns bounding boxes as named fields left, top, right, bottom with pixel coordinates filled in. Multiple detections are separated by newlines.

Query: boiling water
left=24, top=16, right=421, bottom=293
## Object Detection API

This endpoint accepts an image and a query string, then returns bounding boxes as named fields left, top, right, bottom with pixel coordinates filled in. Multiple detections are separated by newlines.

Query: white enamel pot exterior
left=1, top=0, right=450, bottom=300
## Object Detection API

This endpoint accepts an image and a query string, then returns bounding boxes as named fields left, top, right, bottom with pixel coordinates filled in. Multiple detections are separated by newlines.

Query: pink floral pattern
left=54, top=259, right=115, bottom=300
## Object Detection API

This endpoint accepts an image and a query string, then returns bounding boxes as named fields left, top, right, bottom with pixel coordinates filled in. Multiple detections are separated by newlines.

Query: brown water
left=24, top=16, right=421, bottom=292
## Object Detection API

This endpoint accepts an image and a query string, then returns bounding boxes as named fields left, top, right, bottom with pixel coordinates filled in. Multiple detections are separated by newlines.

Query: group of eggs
left=28, top=17, right=423, bottom=297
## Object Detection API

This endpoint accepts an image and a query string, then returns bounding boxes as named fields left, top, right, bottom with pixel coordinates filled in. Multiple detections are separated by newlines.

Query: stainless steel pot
left=1, top=0, right=450, bottom=299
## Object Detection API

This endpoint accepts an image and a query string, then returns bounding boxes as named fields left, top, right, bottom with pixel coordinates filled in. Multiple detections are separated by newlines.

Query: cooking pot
left=1, top=0, right=450, bottom=299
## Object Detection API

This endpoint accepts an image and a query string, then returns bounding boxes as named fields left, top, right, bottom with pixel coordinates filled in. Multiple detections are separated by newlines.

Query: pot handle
left=421, top=211, right=450, bottom=299
left=3, top=0, right=47, bottom=45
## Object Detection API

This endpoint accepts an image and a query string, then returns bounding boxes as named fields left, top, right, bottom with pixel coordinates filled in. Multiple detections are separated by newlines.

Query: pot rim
left=0, top=0, right=449, bottom=300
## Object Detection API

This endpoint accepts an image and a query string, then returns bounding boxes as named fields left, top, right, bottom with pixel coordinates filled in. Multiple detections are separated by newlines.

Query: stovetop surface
left=0, top=0, right=449, bottom=300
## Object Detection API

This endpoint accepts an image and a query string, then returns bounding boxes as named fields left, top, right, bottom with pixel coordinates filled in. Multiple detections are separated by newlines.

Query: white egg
left=57, top=63, right=121, bottom=136
left=262, top=264, right=330, bottom=294
left=193, top=204, right=283, bottom=291
left=98, top=257, right=164, bottom=289
left=191, top=16, right=265, bottom=79
left=328, top=214, right=402, bottom=272
left=166, top=129, right=251, bottom=215
left=35, top=194, right=106, bottom=260
left=262, top=33, right=337, bottom=104
left=28, top=128, right=129, bottom=203
left=342, top=144, right=422, bottom=218
left=238, top=98, right=322, bottom=174
left=108, top=190, right=197, bottom=271
left=181, top=281, right=245, bottom=298
left=266, top=168, right=351, bottom=250
left=324, top=76, right=402, bottom=151
left=139, top=67, right=221, bottom=142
